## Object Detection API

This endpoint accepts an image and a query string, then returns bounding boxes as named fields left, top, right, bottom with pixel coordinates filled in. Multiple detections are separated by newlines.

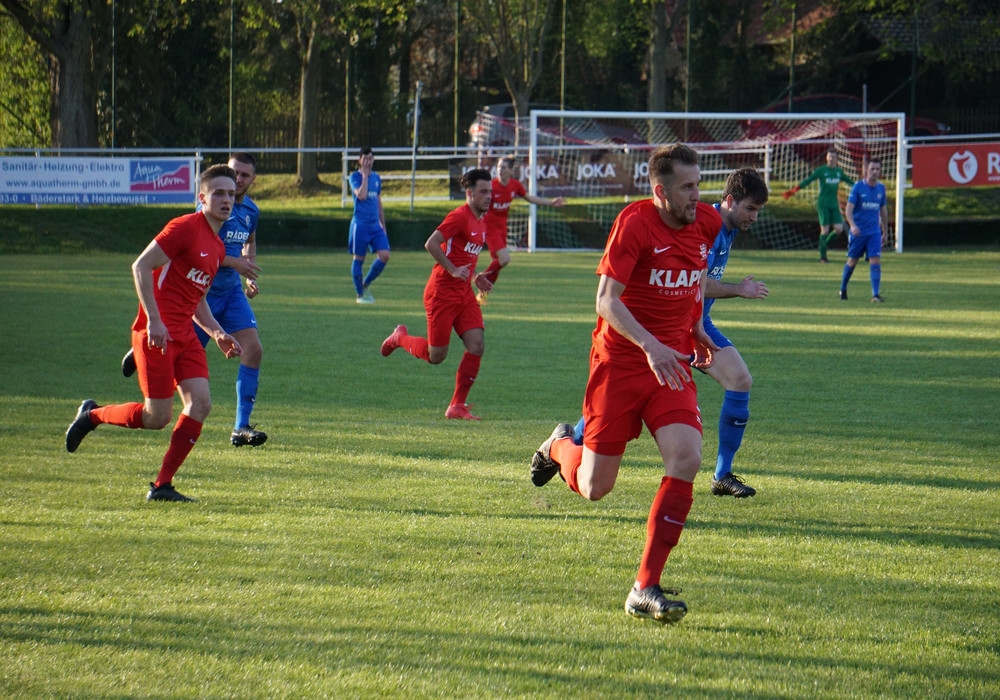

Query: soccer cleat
left=356, top=293, right=375, bottom=305
left=445, top=403, right=480, bottom=420
left=530, top=422, right=574, bottom=486
left=625, top=584, right=688, bottom=624
left=476, top=290, right=489, bottom=306
left=231, top=426, right=268, bottom=447
left=146, top=482, right=196, bottom=502
left=871, top=294, right=885, bottom=303
left=121, top=348, right=137, bottom=377
left=839, top=289, right=848, bottom=301
left=820, top=257, right=829, bottom=263
left=711, top=472, right=757, bottom=498
left=380, top=324, right=407, bottom=357
left=65, top=399, right=99, bottom=453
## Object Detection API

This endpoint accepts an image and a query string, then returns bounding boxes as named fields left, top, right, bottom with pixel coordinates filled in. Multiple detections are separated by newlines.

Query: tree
left=0, top=0, right=110, bottom=149
left=466, top=0, right=560, bottom=145
left=0, top=12, right=49, bottom=146
left=247, top=0, right=410, bottom=188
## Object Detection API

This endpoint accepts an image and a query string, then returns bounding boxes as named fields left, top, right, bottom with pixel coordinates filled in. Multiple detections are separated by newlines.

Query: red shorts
left=132, top=329, right=210, bottom=400
left=485, top=226, right=508, bottom=256
left=582, top=351, right=702, bottom=455
left=423, top=286, right=484, bottom=348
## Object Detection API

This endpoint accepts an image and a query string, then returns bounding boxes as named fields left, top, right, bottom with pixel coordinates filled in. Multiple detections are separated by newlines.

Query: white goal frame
left=525, top=110, right=906, bottom=253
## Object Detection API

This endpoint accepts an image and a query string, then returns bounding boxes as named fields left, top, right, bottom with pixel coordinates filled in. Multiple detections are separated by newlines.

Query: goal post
left=521, top=109, right=906, bottom=253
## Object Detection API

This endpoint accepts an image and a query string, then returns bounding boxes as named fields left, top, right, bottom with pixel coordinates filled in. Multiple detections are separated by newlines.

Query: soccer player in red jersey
left=380, top=168, right=494, bottom=420
left=65, top=164, right=244, bottom=502
left=530, top=144, right=722, bottom=623
left=477, top=156, right=564, bottom=303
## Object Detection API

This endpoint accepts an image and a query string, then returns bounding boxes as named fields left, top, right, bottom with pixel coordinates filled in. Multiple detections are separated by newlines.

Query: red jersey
left=132, top=211, right=226, bottom=340
left=485, top=177, right=527, bottom=239
left=592, top=200, right=721, bottom=366
left=426, top=203, right=487, bottom=297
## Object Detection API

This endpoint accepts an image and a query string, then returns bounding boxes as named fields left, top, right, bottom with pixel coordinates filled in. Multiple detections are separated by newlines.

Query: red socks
left=154, top=414, right=203, bottom=487
left=482, top=257, right=503, bottom=285
left=635, top=477, right=694, bottom=589
left=400, top=331, right=431, bottom=362
left=450, top=352, right=481, bottom=406
left=551, top=438, right=583, bottom=494
left=90, top=402, right=145, bottom=429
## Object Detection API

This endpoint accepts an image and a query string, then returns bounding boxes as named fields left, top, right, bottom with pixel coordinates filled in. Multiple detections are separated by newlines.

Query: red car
left=759, top=94, right=950, bottom=137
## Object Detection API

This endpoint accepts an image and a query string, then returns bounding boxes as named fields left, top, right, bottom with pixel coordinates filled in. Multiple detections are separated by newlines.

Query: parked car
left=757, top=93, right=951, bottom=137
left=467, top=103, right=646, bottom=150
left=741, top=93, right=951, bottom=167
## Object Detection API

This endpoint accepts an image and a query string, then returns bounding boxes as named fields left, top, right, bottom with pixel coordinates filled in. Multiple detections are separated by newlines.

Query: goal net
left=471, top=109, right=905, bottom=253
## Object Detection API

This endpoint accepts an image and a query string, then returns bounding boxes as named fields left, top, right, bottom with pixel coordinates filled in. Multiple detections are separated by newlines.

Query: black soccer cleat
left=711, top=472, right=757, bottom=498
left=530, top=422, right=575, bottom=486
left=839, top=289, right=848, bottom=301
left=65, top=399, right=99, bottom=453
left=146, top=482, right=196, bottom=502
left=121, top=348, right=137, bottom=377
left=871, top=294, right=885, bottom=303
left=625, top=584, right=688, bottom=624
left=231, top=426, right=268, bottom=447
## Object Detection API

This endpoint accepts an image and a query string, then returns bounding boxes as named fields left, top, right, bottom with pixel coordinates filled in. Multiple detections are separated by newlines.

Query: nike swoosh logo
left=654, top=246, right=671, bottom=254
left=200, top=252, right=209, bottom=257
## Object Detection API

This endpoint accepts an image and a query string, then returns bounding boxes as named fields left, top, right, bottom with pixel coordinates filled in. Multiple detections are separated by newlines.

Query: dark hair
left=359, top=146, right=373, bottom=157
left=723, top=168, right=769, bottom=206
left=230, top=151, right=256, bottom=171
left=200, top=164, right=237, bottom=189
left=648, top=144, right=699, bottom=185
left=867, top=157, right=882, bottom=167
left=460, top=168, right=492, bottom=190
left=499, top=156, right=516, bottom=169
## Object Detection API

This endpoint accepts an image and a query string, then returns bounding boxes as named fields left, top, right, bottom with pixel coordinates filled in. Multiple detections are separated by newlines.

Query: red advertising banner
left=911, top=143, right=1000, bottom=188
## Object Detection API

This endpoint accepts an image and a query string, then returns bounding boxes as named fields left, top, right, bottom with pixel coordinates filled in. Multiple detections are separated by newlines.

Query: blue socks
left=363, top=258, right=386, bottom=288
left=352, top=259, right=364, bottom=296
left=235, top=364, right=259, bottom=430
left=840, top=263, right=855, bottom=292
left=572, top=416, right=585, bottom=445
left=715, top=390, right=750, bottom=480
left=870, top=263, right=881, bottom=297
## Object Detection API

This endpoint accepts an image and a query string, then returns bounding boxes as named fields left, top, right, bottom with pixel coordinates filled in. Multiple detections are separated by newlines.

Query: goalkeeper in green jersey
left=783, top=149, right=854, bottom=262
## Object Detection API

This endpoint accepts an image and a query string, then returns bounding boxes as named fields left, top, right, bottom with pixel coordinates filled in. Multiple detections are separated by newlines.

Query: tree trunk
left=2, top=0, right=103, bottom=148
left=296, top=25, right=321, bottom=189
left=647, top=2, right=670, bottom=112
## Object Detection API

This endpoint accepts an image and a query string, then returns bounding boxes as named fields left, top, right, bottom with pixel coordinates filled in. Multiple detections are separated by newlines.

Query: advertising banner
left=0, top=157, right=197, bottom=205
left=911, top=143, right=1000, bottom=188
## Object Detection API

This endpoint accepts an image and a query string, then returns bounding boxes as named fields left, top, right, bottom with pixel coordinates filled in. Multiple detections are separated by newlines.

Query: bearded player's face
left=656, top=163, right=701, bottom=227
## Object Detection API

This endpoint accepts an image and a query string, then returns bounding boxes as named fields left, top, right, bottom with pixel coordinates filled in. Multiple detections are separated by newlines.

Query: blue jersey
left=350, top=170, right=382, bottom=225
left=198, top=196, right=259, bottom=296
left=703, top=203, right=738, bottom=319
left=848, top=180, right=886, bottom=237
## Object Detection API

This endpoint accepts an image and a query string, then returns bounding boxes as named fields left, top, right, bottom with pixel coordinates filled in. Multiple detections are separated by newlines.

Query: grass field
left=2, top=248, right=999, bottom=698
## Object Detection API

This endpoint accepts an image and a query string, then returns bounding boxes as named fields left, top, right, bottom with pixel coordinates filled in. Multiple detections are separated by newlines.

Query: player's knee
left=579, top=478, right=614, bottom=501
left=377, top=250, right=391, bottom=263
left=732, top=372, right=752, bottom=392
left=243, top=339, right=263, bottom=366
left=142, top=407, right=172, bottom=430
left=428, top=347, right=448, bottom=365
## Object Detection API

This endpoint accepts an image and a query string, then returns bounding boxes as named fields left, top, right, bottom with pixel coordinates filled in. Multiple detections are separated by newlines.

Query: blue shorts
left=702, top=315, right=734, bottom=351
left=349, top=220, right=390, bottom=256
left=848, top=231, right=882, bottom=260
left=194, top=285, right=257, bottom=347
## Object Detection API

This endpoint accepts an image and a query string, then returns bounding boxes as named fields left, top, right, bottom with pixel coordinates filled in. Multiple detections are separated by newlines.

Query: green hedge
left=1, top=208, right=997, bottom=254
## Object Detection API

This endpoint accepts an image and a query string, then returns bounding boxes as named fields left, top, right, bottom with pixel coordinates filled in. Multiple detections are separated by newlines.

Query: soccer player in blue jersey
left=841, top=158, right=888, bottom=302
left=122, top=152, right=267, bottom=447
left=349, top=147, right=390, bottom=304
left=571, top=168, right=770, bottom=498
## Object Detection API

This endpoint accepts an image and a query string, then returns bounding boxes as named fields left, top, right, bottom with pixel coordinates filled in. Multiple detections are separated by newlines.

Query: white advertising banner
left=0, top=157, right=197, bottom=205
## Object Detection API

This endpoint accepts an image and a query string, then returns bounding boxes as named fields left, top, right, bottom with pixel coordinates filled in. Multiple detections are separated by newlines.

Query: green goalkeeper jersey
left=797, top=166, right=853, bottom=205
